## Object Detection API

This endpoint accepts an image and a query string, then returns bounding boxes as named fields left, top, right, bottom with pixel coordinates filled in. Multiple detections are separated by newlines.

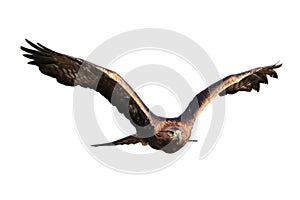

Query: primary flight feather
left=21, top=39, right=282, bottom=153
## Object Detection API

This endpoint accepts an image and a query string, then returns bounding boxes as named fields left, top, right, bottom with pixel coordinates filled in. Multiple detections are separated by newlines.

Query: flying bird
left=21, top=39, right=282, bottom=153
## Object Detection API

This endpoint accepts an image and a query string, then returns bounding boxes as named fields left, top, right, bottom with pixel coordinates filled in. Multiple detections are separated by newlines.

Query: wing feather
left=221, top=64, right=280, bottom=95
left=182, top=63, right=282, bottom=123
left=21, top=39, right=154, bottom=130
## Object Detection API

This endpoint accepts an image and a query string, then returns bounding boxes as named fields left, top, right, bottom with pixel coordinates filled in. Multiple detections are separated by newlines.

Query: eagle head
left=159, top=127, right=188, bottom=153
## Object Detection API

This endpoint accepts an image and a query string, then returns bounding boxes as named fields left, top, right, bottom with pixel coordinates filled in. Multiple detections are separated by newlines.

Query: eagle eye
left=167, top=131, right=175, bottom=137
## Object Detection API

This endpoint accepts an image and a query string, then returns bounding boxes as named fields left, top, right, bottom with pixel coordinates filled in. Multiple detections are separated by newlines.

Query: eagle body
left=21, top=39, right=282, bottom=153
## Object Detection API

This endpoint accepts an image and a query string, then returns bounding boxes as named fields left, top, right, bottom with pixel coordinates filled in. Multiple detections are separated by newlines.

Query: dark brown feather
left=182, top=63, right=282, bottom=124
left=220, top=64, right=281, bottom=95
left=21, top=40, right=154, bottom=131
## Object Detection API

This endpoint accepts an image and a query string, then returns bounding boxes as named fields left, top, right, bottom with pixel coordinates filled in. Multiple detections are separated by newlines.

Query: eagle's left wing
left=182, top=63, right=282, bottom=123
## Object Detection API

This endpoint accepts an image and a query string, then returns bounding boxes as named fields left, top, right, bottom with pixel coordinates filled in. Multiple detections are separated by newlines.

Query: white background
left=1, top=0, right=300, bottom=199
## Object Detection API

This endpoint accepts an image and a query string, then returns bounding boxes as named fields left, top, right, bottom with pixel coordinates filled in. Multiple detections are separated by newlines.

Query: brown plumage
left=21, top=39, right=282, bottom=153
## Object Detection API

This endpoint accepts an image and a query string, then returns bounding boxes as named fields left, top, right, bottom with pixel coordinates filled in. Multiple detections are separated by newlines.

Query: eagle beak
left=175, top=131, right=182, bottom=144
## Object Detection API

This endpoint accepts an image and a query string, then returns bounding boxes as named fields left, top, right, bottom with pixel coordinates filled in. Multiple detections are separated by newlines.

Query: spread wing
left=182, top=63, right=282, bottom=123
left=21, top=39, right=153, bottom=130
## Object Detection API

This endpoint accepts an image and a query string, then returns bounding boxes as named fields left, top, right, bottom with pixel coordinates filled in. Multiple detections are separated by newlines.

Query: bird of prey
left=21, top=39, right=282, bottom=153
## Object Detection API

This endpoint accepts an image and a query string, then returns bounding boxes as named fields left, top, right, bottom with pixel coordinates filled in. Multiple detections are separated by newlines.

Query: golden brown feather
left=21, top=39, right=282, bottom=153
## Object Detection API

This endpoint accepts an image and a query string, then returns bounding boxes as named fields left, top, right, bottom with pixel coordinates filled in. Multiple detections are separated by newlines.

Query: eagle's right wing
left=21, top=39, right=154, bottom=131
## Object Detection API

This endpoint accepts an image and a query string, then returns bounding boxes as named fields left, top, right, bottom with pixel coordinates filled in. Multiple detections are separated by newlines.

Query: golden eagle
left=21, top=39, right=282, bottom=153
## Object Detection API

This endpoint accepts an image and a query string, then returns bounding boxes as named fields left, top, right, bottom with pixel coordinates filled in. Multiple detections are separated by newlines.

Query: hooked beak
left=174, top=131, right=182, bottom=144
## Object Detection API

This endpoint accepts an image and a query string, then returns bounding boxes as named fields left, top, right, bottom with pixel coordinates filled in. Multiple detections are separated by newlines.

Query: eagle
left=21, top=39, right=282, bottom=153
